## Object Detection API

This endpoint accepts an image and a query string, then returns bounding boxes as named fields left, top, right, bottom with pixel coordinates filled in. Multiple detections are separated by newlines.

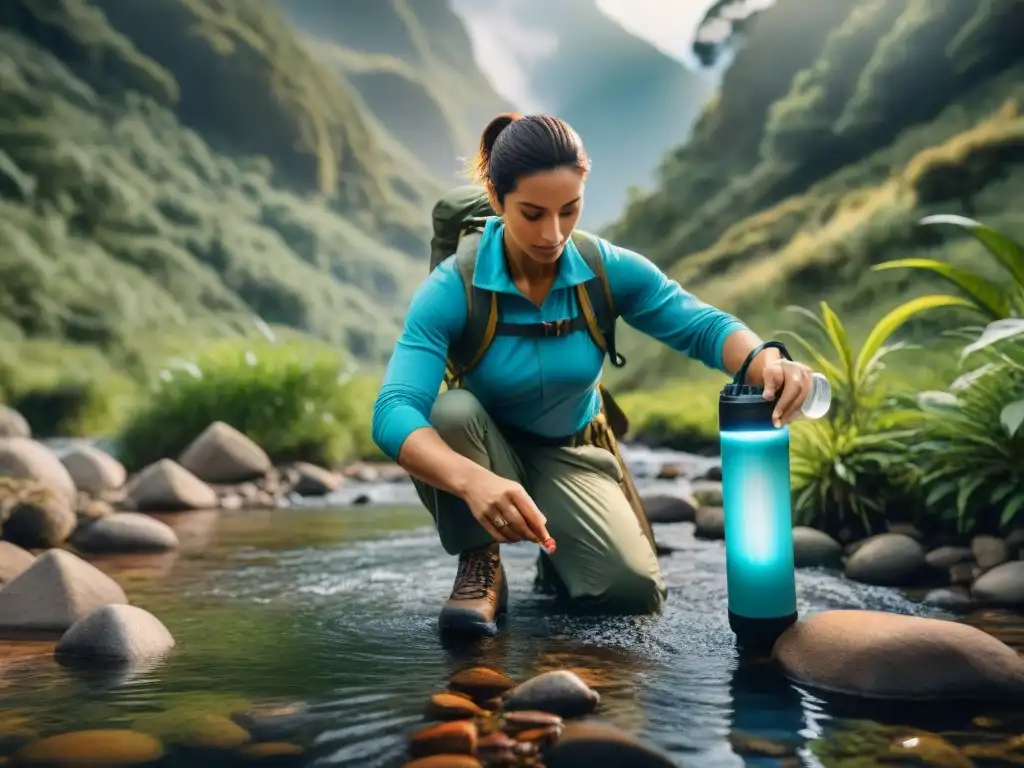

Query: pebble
left=500, top=710, right=563, bottom=735
left=501, top=670, right=600, bottom=718
left=425, top=693, right=486, bottom=720
left=11, top=729, right=165, bottom=766
left=448, top=667, right=516, bottom=700
left=402, top=756, right=482, bottom=768
left=409, top=720, right=478, bottom=758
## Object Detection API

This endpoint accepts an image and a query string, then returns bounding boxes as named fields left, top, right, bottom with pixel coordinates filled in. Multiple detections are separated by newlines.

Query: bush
left=116, top=337, right=381, bottom=472
left=616, top=377, right=723, bottom=455
left=905, top=319, right=1024, bottom=535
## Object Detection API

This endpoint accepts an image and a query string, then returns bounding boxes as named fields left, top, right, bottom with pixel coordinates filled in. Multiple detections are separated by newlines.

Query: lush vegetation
left=115, top=332, right=382, bottom=473
left=782, top=216, right=1024, bottom=539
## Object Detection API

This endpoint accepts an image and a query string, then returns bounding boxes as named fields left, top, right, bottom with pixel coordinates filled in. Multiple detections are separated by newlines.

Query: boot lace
left=450, top=547, right=498, bottom=600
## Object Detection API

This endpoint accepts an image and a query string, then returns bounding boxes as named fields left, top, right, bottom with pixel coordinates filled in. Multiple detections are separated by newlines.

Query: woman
left=371, top=113, right=815, bottom=636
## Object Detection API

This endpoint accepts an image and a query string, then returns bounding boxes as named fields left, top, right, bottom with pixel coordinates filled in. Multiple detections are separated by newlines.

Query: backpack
left=428, top=185, right=627, bottom=395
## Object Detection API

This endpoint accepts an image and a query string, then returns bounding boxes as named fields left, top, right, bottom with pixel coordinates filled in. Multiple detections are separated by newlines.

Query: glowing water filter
left=719, top=341, right=828, bottom=651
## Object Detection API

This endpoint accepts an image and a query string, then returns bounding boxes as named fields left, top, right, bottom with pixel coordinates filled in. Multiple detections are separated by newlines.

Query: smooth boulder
left=971, top=561, right=1024, bottom=607
left=59, top=444, right=127, bottom=496
left=179, top=421, right=271, bottom=484
left=71, top=512, right=180, bottom=554
left=125, top=459, right=218, bottom=511
left=844, top=533, right=924, bottom=586
left=0, top=541, right=35, bottom=585
left=792, top=527, right=842, bottom=568
left=56, top=604, right=175, bottom=663
left=544, top=721, right=676, bottom=768
left=290, top=462, right=342, bottom=496
left=2, top=491, right=76, bottom=548
left=0, top=549, right=128, bottom=632
left=642, top=495, right=697, bottom=524
left=773, top=609, right=1024, bottom=700
left=501, top=670, right=600, bottom=718
left=694, top=506, right=725, bottom=540
left=0, top=437, right=76, bottom=501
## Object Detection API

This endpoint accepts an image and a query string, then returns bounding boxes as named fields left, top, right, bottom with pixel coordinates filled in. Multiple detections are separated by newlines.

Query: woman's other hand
left=762, top=359, right=814, bottom=427
left=463, top=472, right=551, bottom=545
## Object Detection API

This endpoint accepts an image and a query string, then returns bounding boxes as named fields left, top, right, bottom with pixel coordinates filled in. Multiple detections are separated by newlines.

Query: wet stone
left=544, top=720, right=675, bottom=768
left=239, top=741, right=304, bottom=759
left=500, top=710, right=563, bottom=736
left=402, top=756, right=482, bottom=768
left=230, top=702, right=310, bottom=742
left=426, top=693, right=486, bottom=720
left=408, top=720, right=478, bottom=758
left=447, top=667, right=516, bottom=700
left=11, top=729, right=165, bottom=766
left=501, top=671, right=600, bottom=719
left=515, top=724, right=561, bottom=746
left=729, top=731, right=796, bottom=758
left=476, top=731, right=516, bottom=765
left=888, top=732, right=972, bottom=768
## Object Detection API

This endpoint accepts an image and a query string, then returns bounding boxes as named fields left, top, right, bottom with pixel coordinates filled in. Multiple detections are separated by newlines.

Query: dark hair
left=469, top=112, right=591, bottom=203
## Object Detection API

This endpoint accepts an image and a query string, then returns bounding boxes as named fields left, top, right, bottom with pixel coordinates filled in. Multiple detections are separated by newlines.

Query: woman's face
left=490, top=167, right=585, bottom=265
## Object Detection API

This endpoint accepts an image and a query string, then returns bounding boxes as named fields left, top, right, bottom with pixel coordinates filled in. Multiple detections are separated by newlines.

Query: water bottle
left=718, top=340, right=809, bottom=653
left=800, top=372, right=832, bottom=420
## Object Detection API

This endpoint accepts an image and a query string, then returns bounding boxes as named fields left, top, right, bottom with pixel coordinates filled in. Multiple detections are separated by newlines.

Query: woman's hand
left=762, top=358, right=815, bottom=427
left=463, top=471, right=551, bottom=545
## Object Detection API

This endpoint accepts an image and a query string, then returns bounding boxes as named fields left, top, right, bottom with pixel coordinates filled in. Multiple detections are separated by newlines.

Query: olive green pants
left=413, top=389, right=666, bottom=615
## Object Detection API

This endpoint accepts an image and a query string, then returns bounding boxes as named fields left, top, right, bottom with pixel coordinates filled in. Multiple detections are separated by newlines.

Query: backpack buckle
left=542, top=320, right=568, bottom=337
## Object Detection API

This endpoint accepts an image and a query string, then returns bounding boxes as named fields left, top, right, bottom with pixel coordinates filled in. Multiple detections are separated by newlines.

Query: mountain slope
left=0, top=0, right=457, bottom=388
left=278, top=0, right=514, bottom=182
left=602, top=0, right=1024, bottom=389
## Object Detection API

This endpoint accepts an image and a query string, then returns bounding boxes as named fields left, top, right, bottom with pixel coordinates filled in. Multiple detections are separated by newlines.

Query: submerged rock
left=844, top=533, right=924, bottom=586
left=11, top=729, right=164, bottom=766
left=501, top=670, right=599, bottom=719
left=230, top=702, right=311, bottom=742
left=56, top=604, right=174, bottom=663
left=773, top=609, right=1024, bottom=700
left=0, top=549, right=128, bottom=632
left=70, top=512, right=180, bottom=554
left=544, top=720, right=676, bottom=767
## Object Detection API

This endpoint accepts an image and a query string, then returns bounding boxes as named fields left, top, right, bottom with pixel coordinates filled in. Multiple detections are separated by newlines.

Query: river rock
left=71, top=512, right=180, bottom=554
left=844, top=533, right=924, bottom=586
left=544, top=721, right=676, bottom=768
left=425, top=693, right=485, bottom=720
left=0, top=541, right=34, bottom=585
left=792, top=527, right=842, bottom=568
left=772, top=609, right=1024, bottom=700
left=971, top=561, right=1024, bottom=607
left=925, top=546, right=973, bottom=569
left=0, top=549, right=128, bottom=632
left=56, top=604, right=175, bottom=663
left=448, top=666, right=516, bottom=700
left=408, top=720, right=477, bottom=758
left=2, top=490, right=76, bottom=549
left=694, top=506, right=725, bottom=540
left=125, top=459, right=218, bottom=511
left=0, top=437, right=76, bottom=501
left=11, top=729, right=164, bottom=766
left=179, top=421, right=271, bottom=484
left=0, top=405, right=30, bottom=438
left=922, top=587, right=974, bottom=611
left=290, top=462, right=342, bottom=496
left=501, top=670, right=600, bottom=718
left=59, top=444, right=127, bottom=497
left=691, top=480, right=723, bottom=507
left=971, top=535, right=1009, bottom=570
left=642, top=494, right=697, bottom=524
left=230, top=702, right=310, bottom=742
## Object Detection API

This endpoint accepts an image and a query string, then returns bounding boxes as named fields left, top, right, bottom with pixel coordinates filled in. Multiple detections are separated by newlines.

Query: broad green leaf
left=776, top=330, right=845, bottom=383
left=820, top=302, right=855, bottom=379
left=925, top=481, right=956, bottom=508
left=956, top=475, right=986, bottom=516
left=1000, top=398, right=1024, bottom=438
left=961, top=318, right=1024, bottom=359
left=1001, top=492, right=1024, bottom=527
left=854, top=295, right=977, bottom=379
left=919, top=213, right=1024, bottom=286
left=991, top=481, right=1019, bottom=504
left=872, top=258, right=1009, bottom=319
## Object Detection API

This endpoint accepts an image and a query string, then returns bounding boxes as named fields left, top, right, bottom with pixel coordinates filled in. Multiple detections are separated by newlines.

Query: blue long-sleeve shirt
left=371, top=217, right=747, bottom=460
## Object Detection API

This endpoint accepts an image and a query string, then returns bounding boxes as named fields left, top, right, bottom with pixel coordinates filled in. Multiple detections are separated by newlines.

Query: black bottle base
left=729, top=610, right=798, bottom=655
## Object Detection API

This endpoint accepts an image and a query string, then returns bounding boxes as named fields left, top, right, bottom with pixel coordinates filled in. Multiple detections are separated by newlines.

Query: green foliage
left=905, top=319, right=1024, bottom=533
left=615, top=376, right=723, bottom=455
left=115, top=338, right=381, bottom=472
left=779, top=301, right=922, bottom=536
left=873, top=214, right=1024, bottom=322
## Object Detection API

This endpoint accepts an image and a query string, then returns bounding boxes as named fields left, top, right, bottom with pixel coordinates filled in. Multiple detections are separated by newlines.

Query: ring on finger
left=493, top=515, right=508, bottom=528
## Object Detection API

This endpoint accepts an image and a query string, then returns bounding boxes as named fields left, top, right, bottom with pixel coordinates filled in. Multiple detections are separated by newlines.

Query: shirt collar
left=472, top=216, right=596, bottom=294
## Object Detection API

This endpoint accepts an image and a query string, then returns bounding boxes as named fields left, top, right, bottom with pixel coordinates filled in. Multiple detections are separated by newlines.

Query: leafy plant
left=116, top=337, right=380, bottom=472
left=873, top=214, right=1024, bottom=322
left=905, top=319, right=1024, bottom=534
left=777, top=300, right=932, bottom=537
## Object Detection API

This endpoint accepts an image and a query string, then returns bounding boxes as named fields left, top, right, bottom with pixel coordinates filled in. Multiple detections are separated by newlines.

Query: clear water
left=0, top=502, right=1022, bottom=767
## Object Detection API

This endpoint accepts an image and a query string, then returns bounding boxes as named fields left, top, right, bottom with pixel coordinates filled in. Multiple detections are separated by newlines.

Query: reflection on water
left=0, top=503, right=1022, bottom=767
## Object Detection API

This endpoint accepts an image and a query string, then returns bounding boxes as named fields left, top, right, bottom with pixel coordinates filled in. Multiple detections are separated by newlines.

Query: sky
left=449, top=0, right=729, bottom=109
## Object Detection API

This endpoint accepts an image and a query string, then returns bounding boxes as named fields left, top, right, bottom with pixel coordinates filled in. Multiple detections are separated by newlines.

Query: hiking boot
left=439, top=543, right=508, bottom=636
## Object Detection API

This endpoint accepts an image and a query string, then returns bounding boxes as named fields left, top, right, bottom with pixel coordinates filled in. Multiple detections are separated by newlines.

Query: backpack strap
left=570, top=231, right=626, bottom=368
left=445, top=230, right=496, bottom=388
